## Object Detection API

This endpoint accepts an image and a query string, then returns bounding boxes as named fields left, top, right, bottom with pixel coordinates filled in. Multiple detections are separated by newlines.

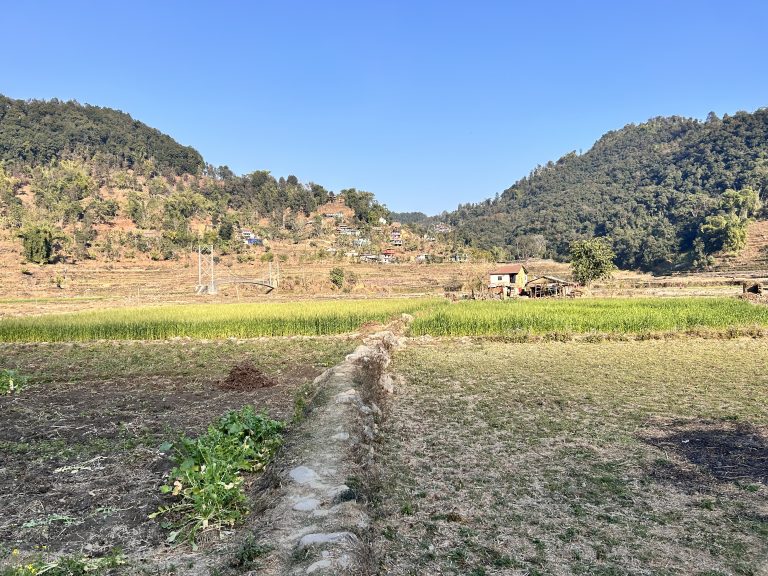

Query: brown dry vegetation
left=375, top=339, right=768, bottom=576
left=0, top=234, right=759, bottom=321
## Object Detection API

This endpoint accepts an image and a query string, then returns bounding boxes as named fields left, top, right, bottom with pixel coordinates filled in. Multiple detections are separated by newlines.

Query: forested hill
left=0, top=95, right=203, bottom=175
left=447, top=109, right=768, bottom=271
left=0, top=95, right=395, bottom=265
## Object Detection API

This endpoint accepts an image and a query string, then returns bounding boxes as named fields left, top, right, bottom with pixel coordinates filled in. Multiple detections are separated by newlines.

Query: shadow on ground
left=642, top=419, right=768, bottom=487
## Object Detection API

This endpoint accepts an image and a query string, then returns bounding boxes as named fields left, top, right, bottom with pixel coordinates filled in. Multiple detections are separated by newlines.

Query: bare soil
left=218, top=361, right=279, bottom=390
left=0, top=338, right=356, bottom=572
left=643, top=419, right=768, bottom=486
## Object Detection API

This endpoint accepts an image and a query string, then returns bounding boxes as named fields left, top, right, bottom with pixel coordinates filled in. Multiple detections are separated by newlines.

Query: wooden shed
left=488, top=264, right=528, bottom=298
left=526, top=275, right=575, bottom=298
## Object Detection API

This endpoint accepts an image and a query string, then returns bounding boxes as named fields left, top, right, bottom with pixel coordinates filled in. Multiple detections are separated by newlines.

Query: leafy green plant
left=151, top=406, right=284, bottom=545
left=0, top=369, right=27, bottom=395
left=0, top=550, right=124, bottom=575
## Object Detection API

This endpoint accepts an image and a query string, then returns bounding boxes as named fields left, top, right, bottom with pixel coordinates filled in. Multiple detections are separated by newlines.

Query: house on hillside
left=488, top=264, right=528, bottom=297
left=336, top=224, right=360, bottom=236
left=381, top=249, right=397, bottom=264
left=526, top=276, right=575, bottom=298
left=240, top=229, right=263, bottom=246
left=390, top=228, right=402, bottom=246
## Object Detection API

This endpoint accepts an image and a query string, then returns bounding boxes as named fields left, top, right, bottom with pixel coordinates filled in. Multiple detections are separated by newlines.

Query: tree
left=569, top=238, right=617, bottom=285
left=329, top=267, right=345, bottom=289
left=19, top=224, right=64, bottom=264
left=718, top=187, right=760, bottom=219
left=218, top=219, right=234, bottom=241
left=699, top=214, right=747, bottom=254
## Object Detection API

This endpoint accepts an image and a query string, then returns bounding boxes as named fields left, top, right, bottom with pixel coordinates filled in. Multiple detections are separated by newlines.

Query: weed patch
left=151, top=406, right=285, bottom=545
left=0, top=550, right=124, bottom=575
left=0, top=369, right=27, bottom=394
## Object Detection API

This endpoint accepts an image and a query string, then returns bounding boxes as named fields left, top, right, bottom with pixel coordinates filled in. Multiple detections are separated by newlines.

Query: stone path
left=252, top=331, right=401, bottom=575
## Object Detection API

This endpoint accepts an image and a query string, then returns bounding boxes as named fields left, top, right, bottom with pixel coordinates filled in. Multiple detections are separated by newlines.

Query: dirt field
left=375, top=338, right=768, bottom=575
left=0, top=337, right=356, bottom=572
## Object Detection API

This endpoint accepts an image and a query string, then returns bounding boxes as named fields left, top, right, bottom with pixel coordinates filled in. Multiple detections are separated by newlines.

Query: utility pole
left=196, top=245, right=217, bottom=295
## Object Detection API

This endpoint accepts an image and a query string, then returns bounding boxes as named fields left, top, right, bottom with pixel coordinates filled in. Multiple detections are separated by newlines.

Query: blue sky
left=3, top=0, right=768, bottom=214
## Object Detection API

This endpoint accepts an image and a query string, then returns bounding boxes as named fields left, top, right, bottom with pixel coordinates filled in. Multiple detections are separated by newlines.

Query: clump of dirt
left=219, top=361, right=278, bottom=391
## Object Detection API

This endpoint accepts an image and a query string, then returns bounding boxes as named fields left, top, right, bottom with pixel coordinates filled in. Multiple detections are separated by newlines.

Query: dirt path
left=248, top=329, right=402, bottom=575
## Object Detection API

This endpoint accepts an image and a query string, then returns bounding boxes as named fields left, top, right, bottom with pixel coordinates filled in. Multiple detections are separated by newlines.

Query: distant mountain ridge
left=446, top=109, right=768, bottom=271
left=0, top=95, right=203, bottom=175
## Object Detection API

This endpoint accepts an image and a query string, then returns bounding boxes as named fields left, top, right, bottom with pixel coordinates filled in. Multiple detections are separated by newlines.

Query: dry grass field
left=375, top=339, right=768, bottom=576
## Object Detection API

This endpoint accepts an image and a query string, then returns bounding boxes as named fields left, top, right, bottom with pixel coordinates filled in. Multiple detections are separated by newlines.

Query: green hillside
left=0, top=95, right=204, bottom=175
left=0, top=95, right=393, bottom=265
left=447, top=109, right=768, bottom=271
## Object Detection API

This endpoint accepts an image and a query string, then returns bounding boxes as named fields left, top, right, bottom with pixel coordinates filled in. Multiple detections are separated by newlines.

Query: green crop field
left=0, top=298, right=443, bottom=342
left=409, top=297, right=768, bottom=337
left=2, top=296, right=767, bottom=343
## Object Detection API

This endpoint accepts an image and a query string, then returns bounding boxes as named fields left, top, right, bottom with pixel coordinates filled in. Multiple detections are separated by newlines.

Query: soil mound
left=219, top=361, right=278, bottom=390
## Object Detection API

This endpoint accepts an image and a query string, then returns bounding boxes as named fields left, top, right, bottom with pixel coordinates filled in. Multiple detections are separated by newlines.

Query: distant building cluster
left=240, top=228, right=263, bottom=246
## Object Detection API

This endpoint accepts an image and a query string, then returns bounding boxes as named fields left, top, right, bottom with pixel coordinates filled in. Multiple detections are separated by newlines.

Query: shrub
left=330, top=267, right=345, bottom=289
left=19, top=225, right=54, bottom=264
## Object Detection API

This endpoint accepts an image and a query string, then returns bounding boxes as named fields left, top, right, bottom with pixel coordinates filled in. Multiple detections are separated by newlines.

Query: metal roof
left=526, top=275, right=574, bottom=285
left=489, top=264, right=525, bottom=275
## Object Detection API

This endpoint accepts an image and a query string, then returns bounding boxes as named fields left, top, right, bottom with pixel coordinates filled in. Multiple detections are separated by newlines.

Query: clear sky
left=2, top=0, right=767, bottom=214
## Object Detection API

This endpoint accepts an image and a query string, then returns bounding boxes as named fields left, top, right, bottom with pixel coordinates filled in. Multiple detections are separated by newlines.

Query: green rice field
left=409, top=297, right=768, bottom=337
left=1, top=297, right=767, bottom=342
left=0, top=298, right=441, bottom=342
